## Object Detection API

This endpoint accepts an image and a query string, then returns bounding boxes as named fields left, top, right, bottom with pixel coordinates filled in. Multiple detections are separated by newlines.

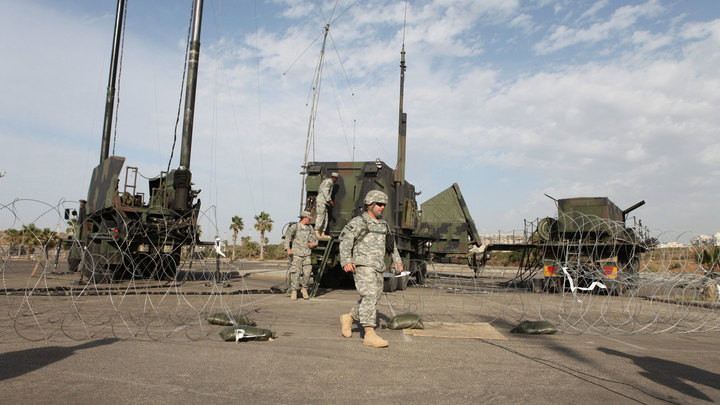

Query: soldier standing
left=315, top=172, right=339, bottom=239
left=284, top=211, right=319, bottom=300
left=338, top=190, right=403, bottom=348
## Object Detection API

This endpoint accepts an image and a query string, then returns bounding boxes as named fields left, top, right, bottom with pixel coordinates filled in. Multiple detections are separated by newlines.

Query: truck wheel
left=81, top=253, right=113, bottom=283
left=156, top=253, right=179, bottom=281
left=616, top=250, right=641, bottom=295
left=410, top=260, right=427, bottom=285
left=67, top=257, right=81, bottom=273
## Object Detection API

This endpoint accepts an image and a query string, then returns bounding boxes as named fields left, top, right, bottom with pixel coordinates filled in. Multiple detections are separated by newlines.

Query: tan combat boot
left=290, top=290, right=297, bottom=300
left=363, top=327, right=388, bottom=348
left=301, top=287, right=309, bottom=300
left=340, top=314, right=353, bottom=338
left=315, top=230, right=322, bottom=239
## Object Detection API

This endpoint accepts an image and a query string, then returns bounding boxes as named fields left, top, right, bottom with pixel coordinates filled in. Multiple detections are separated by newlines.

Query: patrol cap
left=299, top=210, right=312, bottom=218
left=364, top=190, right=389, bottom=205
left=331, top=172, right=339, bottom=178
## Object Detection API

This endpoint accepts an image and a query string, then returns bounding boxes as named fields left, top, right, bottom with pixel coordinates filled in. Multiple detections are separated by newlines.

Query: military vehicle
left=485, top=196, right=648, bottom=295
left=300, top=47, right=481, bottom=292
left=67, top=0, right=204, bottom=281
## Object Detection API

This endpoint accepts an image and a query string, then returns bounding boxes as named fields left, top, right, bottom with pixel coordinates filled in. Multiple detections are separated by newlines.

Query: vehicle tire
left=156, top=253, right=179, bottom=281
left=81, top=252, right=113, bottom=283
left=411, top=260, right=427, bottom=285
left=67, top=257, right=81, bottom=273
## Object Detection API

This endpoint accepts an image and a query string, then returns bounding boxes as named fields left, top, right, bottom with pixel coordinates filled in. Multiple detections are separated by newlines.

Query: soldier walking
left=338, top=190, right=403, bottom=348
left=315, top=172, right=339, bottom=239
left=284, top=211, right=319, bottom=300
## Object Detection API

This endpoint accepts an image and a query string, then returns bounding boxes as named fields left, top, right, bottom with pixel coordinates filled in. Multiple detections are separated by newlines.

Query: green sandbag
left=510, top=320, right=557, bottom=335
left=207, top=312, right=256, bottom=326
left=386, top=313, right=424, bottom=330
left=219, top=325, right=276, bottom=342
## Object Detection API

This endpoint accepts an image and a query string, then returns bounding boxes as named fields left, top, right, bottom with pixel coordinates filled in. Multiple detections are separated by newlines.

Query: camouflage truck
left=300, top=48, right=481, bottom=291
left=532, top=197, right=647, bottom=295
left=67, top=0, right=203, bottom=282
left=303, top=163, right=480, bottom=288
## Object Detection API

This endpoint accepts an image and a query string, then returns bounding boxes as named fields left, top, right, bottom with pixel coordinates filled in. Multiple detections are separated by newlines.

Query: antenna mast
left=99, top=0, right=126, bottom=163
left=394, top=3, right=408, bottom=184
left=179, top=0, right=204, bottom=170
left=299, top=24, right=330, bottom=212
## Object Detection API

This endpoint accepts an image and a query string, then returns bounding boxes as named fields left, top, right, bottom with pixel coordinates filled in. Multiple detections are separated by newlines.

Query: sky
left=1, top=0, right=719, bottom=244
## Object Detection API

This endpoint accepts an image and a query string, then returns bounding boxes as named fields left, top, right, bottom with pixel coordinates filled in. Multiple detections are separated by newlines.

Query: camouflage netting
left=1, top=198, right=719, bottom=341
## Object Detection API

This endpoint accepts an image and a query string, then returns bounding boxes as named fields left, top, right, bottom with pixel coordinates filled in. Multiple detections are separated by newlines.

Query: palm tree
left=4, top=229, right=22, bottom=255
left=229, top=216, right=244, bottom=262
left=21, top=223, right=39, bottom=259
left=240, top=236, right=259, bottom=257
left=37, top=228, right=57, bottom=260
left=253, top=211, right=273, bottom=260
left=66, top=218, right=79, bottom=238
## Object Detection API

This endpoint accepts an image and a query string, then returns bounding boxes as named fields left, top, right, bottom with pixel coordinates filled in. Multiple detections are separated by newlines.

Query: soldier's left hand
left=308, top=242, right=318, bottom=248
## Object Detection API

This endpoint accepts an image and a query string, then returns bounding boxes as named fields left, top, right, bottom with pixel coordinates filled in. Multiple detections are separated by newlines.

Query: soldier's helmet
left=331, top=172, right=340, bottom=178
left=364, top=190, right=389, bottom=205
left=299, top=210, right=312, bottom=218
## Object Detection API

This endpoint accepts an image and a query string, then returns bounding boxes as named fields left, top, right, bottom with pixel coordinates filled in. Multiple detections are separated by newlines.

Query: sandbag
left=219, top=325, right=276, bottom=342
left=510, top=320, right=557, bottom=335
left=386, top=313, right=424, bottom=330
left=207, top=312, right=256, bottom=326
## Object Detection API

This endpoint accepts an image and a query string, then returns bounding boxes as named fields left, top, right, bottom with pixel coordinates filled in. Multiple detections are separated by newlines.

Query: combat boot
left=340, top=313, right=353, bottom=338
left=290, top=290, right=297, bottom=300
left=301, top=287, right=309, bottom=300
left=363, top=327, right=388, bottom=348
left=319, top=232, right=330, bottom=240
left=315, top=230, right=322, bottom=239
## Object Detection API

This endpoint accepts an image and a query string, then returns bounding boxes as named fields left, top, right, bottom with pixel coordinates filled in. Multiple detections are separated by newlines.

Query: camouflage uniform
left=339, top=213, right=401, bottom=327
left=284, top=222, right=318, bottom=290
left=315, top=177, right=334, bottom=233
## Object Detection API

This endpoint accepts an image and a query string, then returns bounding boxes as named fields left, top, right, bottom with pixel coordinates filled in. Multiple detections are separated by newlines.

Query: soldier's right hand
left=343, top=263, right=356, bottom=273
left=286, top=248, right=292, bottom=256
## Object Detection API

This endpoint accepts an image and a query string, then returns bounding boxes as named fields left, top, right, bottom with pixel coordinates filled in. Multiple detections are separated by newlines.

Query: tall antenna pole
left=179, top=0, right=204, bottom=170
left=99, top=0, right=126, bottom=163
left=393, top=45, right=407, bottom=184
left=299, top=24, right=330, bottom=213
left=352, top=119, right=356, bottom=162
left=394, top=2, right=408, bottom=184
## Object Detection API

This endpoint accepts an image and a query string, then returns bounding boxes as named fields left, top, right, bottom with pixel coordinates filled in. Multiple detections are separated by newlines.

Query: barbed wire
left=2, top=199, right=719, bottom=341
left=379, top=213, right=719, bottom=335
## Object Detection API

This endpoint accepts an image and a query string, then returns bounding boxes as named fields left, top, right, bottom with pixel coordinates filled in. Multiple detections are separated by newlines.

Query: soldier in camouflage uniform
left=315, top=172, right=339, bottom=239
left=338, top=190, right=403, bottom=348
left=284, top=211, right=319, bottom=300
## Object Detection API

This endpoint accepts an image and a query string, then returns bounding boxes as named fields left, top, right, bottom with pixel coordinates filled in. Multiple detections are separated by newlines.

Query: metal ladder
left=310, top=237, right=335, bottom=298
left=564, top=241, right=582, bottom=267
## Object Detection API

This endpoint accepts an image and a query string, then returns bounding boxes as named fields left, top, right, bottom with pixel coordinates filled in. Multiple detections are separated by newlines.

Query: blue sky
left=1, top=0, right=719, bottom=244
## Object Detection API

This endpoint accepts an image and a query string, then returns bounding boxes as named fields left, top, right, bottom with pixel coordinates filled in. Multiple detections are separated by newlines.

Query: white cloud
left=2, top=0, right=720, bottom=242
left=534, top=0, right=664, bottom=54
left=578, top=0, right=610, bottom=23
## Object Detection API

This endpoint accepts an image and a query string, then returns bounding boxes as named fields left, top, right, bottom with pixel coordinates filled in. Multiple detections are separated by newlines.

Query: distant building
left=658, top=241, right=685, bottom=248
left=690, top=235, right=717, bottom=247
left=478, top=233, right=525, bottom=245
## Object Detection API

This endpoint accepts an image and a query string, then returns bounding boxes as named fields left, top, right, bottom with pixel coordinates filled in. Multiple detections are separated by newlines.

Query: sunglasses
left=375, top=203, right=386, bottom=207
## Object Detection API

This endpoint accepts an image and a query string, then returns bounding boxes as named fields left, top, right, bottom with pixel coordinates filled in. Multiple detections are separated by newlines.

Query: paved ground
left=1, top=259, right=719, bottom=403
